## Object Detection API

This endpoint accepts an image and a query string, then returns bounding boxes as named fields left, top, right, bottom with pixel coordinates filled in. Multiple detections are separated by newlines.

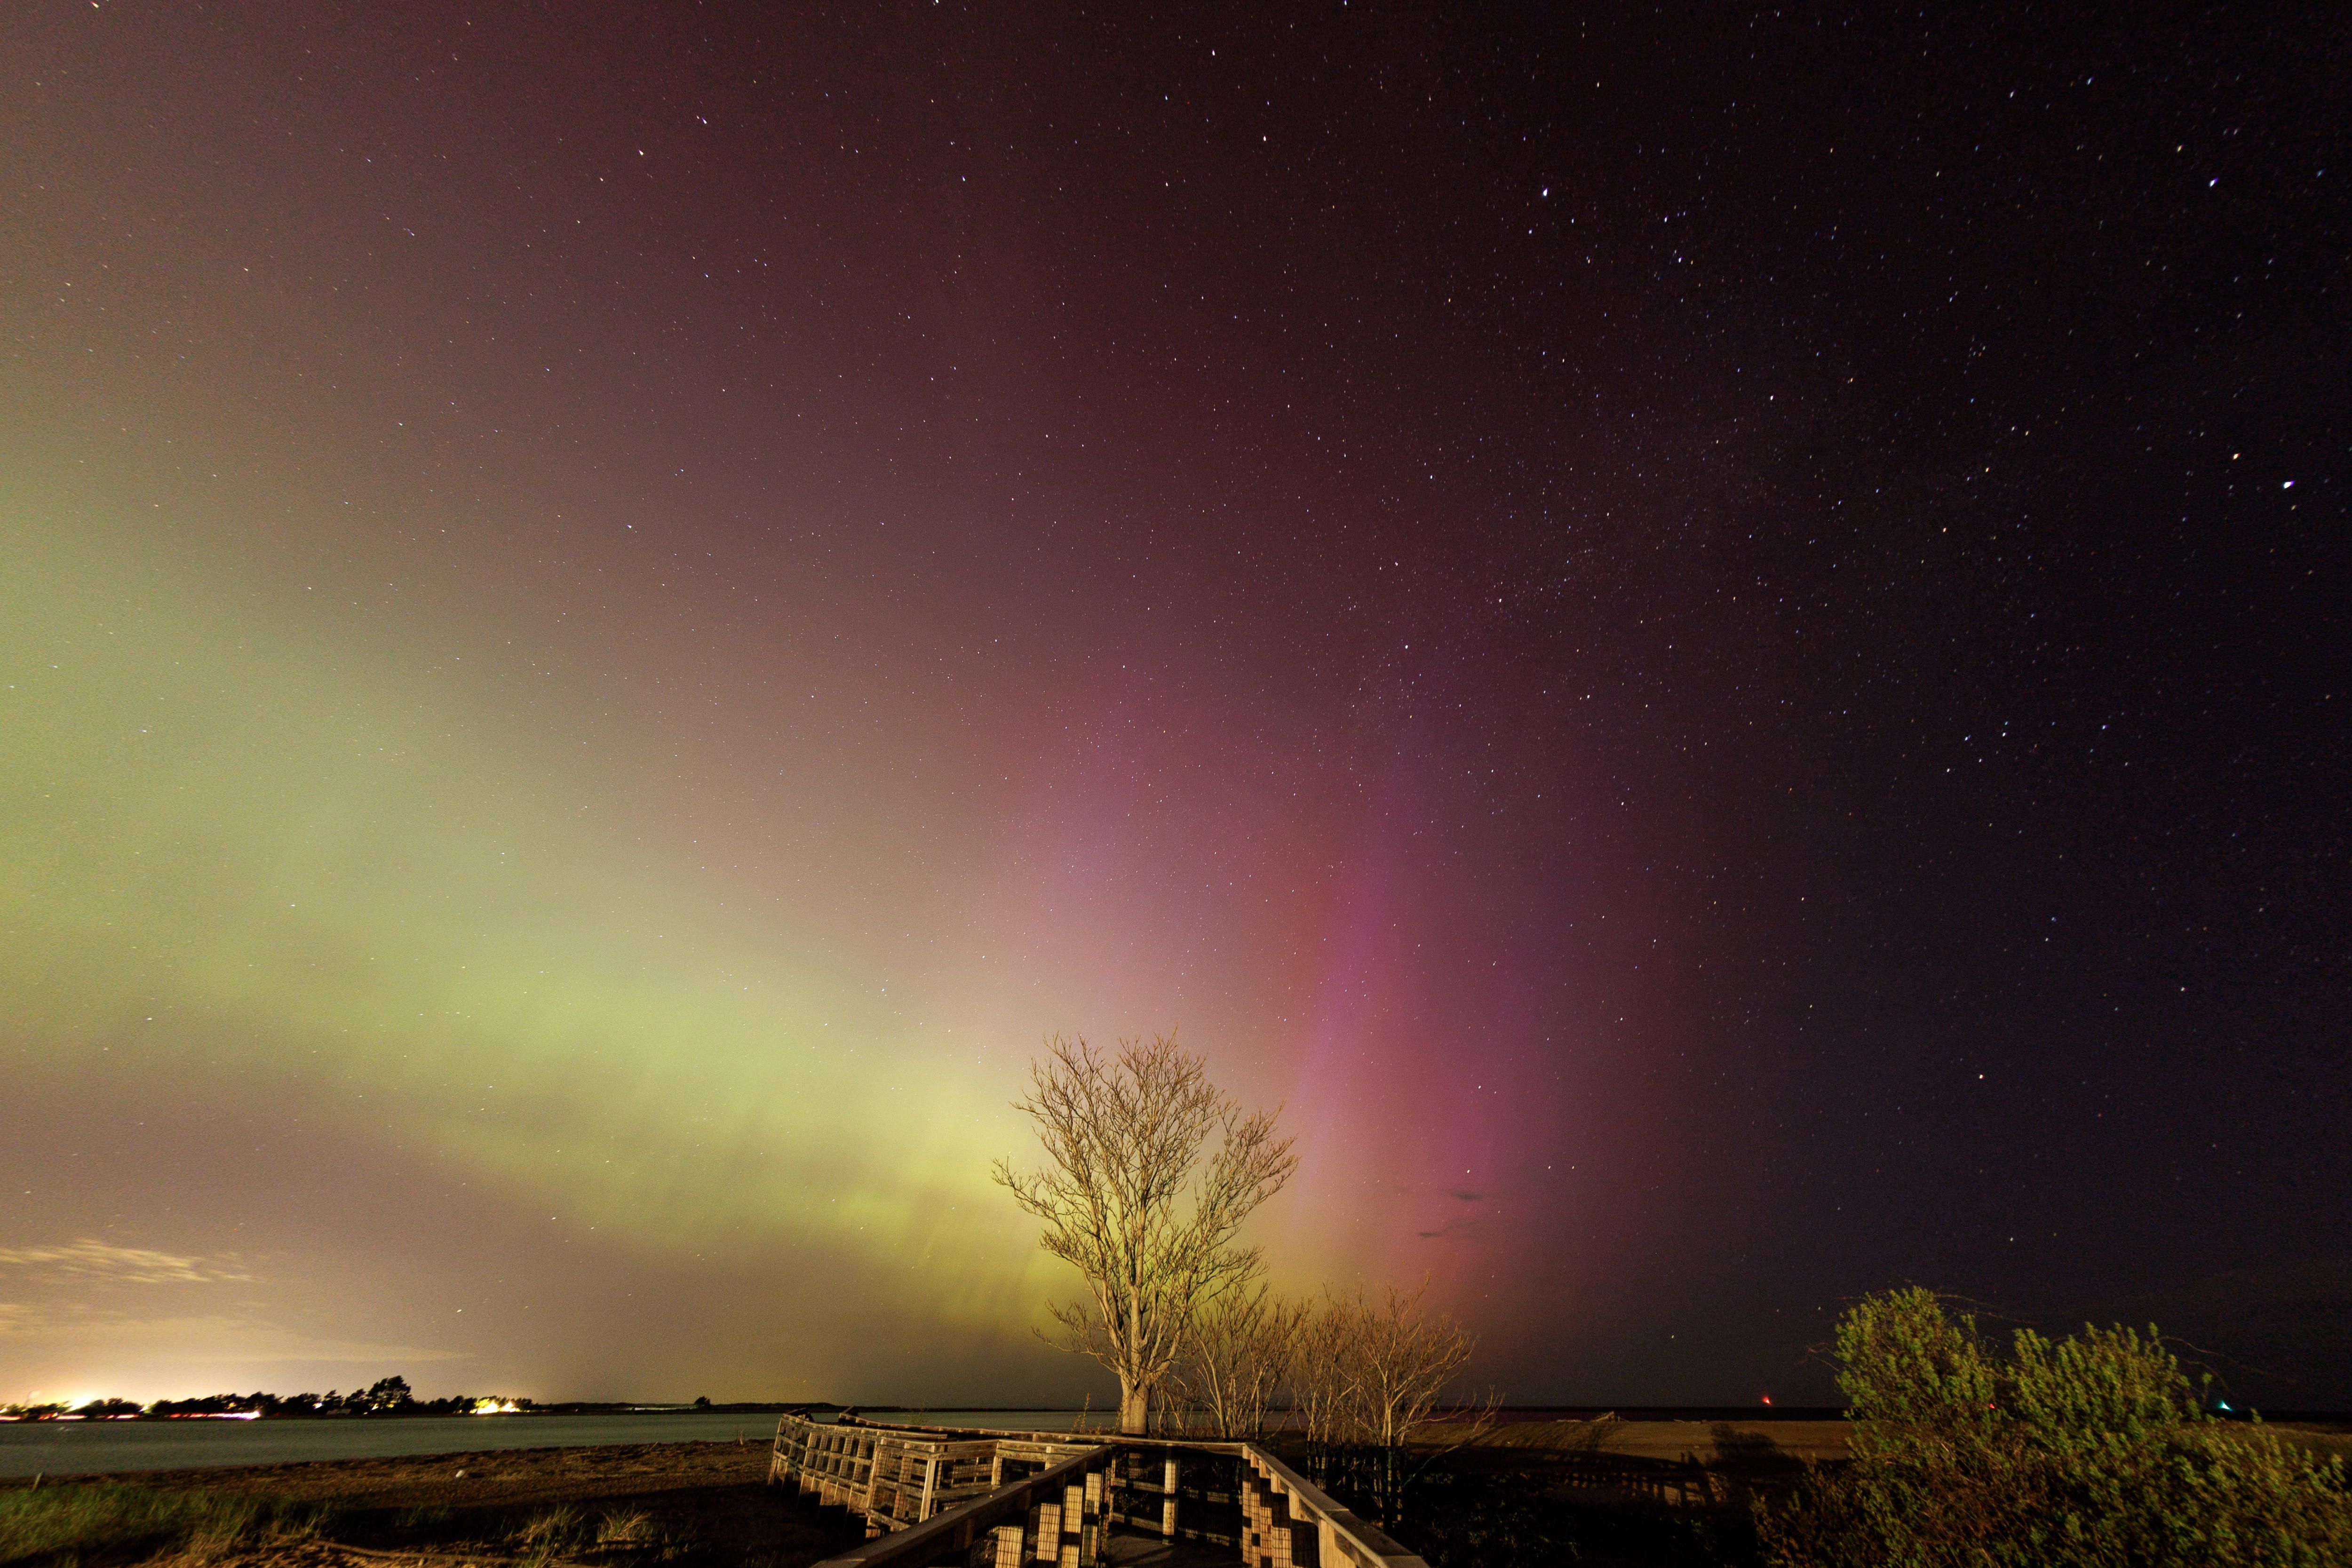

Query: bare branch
left=992, top=1031, right=1299, bottom=1433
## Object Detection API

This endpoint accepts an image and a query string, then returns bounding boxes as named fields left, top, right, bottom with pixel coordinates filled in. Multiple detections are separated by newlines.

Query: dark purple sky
left=3, top=2, right=2345, bottom=1409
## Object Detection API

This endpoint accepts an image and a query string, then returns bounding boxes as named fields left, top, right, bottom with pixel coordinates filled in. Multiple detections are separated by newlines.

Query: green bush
left=1759, top=1287, right=2352, bottom=1567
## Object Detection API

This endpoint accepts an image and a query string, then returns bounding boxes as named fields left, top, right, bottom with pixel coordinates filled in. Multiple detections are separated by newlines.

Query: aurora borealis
left=5, top=5, right=2346, bottom=1409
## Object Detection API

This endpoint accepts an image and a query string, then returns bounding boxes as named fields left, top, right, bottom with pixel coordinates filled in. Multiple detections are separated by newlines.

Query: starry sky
left=3, top=3, right=2346, bottom=1410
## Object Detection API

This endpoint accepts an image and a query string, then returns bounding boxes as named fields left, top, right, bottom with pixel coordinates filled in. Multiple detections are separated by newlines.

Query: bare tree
left=1289, top=1280, right=1486, bottom=1521
left=1354, top=1278, right=1477, bottom=1448
left=1292, top=1288, right=1367, bottom=1449
left=1172, top=1274, right=1309, bottom=1439
left=993, top=1033, right=1298, bottom=1434
left=1358, top=1280, right=1491, bottom=1522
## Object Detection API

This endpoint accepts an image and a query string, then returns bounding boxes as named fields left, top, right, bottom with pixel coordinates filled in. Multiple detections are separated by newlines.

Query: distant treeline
left=3, top=1376, right=526, bottom=1421
left=2, top=1377, right=848, bottom=1422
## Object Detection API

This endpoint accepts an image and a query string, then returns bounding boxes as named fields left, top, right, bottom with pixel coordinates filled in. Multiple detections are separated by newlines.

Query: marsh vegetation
left=0, top=1441, right=859, bottom=1568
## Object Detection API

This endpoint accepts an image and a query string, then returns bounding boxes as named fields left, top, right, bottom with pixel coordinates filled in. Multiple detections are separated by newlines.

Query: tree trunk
left=1119, top=1380, right=1150, bottom=1435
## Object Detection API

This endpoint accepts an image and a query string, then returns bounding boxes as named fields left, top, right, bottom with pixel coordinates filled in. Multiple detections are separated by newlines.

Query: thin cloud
left=0, top=1307, right=467, bottom=1363
left=1415, top=1215, right=1490, bottom=1242
left=0, top=1239, right=251, bottom=1285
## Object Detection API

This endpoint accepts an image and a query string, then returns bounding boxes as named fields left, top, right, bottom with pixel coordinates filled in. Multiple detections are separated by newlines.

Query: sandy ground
left=1464, top=1417, right=1850, bottom=1465
left=127, top=1437, right=784, bottom=1510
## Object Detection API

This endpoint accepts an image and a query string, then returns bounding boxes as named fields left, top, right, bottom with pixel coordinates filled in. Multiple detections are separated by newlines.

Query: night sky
left=4, top=3, right=2346, bottom=1411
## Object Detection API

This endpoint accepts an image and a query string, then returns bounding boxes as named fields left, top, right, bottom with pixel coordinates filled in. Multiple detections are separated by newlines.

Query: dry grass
left=3, top=1442, right=858, bottom=1567
left=506, top=1502, right=684, bottom=1564
left=594, top=1509, right=660, bottom=1545
left=0, top=1481, right=324, bottom=1565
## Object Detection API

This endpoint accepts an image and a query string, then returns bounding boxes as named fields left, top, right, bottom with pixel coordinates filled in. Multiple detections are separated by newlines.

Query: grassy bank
left=0, top=1482, right=326, bottom=1566
left=0, top=1441, right=863, bottom=1568
left=0, top=1482, right=741, bottom=1567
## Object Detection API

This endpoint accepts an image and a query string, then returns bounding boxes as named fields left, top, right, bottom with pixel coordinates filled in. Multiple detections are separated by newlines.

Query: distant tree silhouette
left=358, top=1376, right=414, bottom=1413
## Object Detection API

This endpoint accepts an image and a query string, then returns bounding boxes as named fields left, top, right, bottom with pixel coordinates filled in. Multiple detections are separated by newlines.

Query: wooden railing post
left=1061, top=1478, right=1085, bottom=1567
left=1037, top=1494, right=1054, bottom=1563
left=1081, top=1466, right=1104, bottom=1565
left=1161, top=1452, right=1180, bottom=1539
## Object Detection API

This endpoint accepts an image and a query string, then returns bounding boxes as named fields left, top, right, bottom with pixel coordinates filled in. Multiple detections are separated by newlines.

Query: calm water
left=0, top=1409, right=1086, bottom=1478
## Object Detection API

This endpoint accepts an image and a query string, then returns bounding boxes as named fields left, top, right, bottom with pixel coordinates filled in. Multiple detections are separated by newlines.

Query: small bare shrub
left=1292, top=1279, right=1478, bottom=1450
left=1170, top=1275, right=1309, bottom=1439
left=1353, top=1278, right=1477, bottom=1449
left=1292, top=1287, right=1366, bottom=1448
left=1285, top=1279, right=1484, bottom=1524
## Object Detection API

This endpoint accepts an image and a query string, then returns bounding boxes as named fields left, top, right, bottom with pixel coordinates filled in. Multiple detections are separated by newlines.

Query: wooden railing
left=770, top=1415, right=1102, bottom=1533
left=1235, top=1445, right=1427, bottom=1568
left=770, top=1414, right=1430, bottom=1568
left=802, top=1438, right=1115, bottom=1568
left=1547, top=1448, right=1725, bottom=1508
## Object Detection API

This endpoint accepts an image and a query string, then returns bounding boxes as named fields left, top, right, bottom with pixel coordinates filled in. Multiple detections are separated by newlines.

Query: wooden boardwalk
left=768, top=1414, right=1430, bottom=1568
